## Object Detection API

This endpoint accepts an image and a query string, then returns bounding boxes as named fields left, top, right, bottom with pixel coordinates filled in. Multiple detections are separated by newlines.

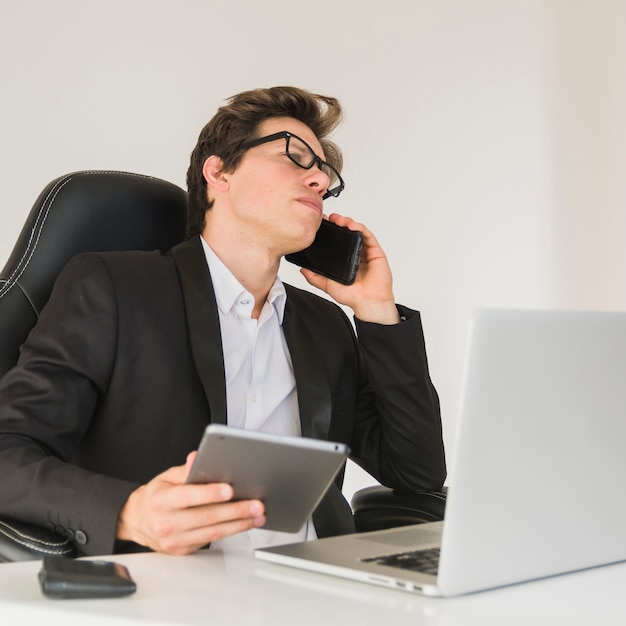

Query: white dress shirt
left=200, top=237, right=317, bottom=552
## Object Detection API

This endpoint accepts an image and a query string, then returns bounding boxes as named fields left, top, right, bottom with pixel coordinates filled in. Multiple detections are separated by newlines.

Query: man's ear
left=202, top=155, right=230, bottom=193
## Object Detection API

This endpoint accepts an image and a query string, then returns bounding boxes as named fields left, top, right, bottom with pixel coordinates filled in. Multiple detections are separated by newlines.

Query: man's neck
left=201, top=224, right=280, bottom=320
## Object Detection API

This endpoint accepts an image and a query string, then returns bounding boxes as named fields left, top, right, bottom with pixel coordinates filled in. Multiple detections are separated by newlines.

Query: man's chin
left=288, top=235, right=316, bottom=255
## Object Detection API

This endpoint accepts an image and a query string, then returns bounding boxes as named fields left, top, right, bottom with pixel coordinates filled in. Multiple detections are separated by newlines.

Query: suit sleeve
left=0, top=254, right=139, bottom=556
left=349, top=305, right=446, bottom=493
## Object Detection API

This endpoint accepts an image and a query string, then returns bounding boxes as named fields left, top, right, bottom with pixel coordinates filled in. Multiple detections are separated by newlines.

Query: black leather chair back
left=0, top=171, right=188, bottom=378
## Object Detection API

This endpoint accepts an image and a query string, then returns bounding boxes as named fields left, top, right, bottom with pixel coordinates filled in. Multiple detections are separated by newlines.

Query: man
left=0, top=86, right=446, bottom=557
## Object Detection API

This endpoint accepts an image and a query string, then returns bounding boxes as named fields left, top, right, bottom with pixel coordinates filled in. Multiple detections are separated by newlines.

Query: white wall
left=1, top=0, right=625, bottom=499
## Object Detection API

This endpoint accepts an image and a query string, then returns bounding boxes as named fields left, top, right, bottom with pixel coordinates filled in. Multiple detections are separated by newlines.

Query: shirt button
left=251, top=394, right=257, bottom=403
left=240, top=298, right=250, bottom=306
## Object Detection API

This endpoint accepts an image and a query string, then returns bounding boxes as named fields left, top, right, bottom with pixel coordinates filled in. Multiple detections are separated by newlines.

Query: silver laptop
left=255, top=309, right=626, bottom=596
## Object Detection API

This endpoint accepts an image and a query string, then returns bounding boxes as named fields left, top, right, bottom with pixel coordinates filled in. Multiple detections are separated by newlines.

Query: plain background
left=1, top=0, right=625, bottom=500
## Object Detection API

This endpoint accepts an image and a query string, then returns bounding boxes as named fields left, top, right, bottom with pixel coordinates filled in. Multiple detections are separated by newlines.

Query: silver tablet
left=186, top=424, right=350, bottom=533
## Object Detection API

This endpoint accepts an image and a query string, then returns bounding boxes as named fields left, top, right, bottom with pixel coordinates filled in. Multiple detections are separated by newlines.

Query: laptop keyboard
left=362, top=547, right=440, bottom=576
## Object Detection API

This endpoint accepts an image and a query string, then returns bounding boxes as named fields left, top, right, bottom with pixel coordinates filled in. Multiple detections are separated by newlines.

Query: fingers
left=146, top=496, right=266, bottom=556
left=150, top=475, right=234, bottom=510
left=305, top=213, right=398, bottom=323
left=117, top=459, right=267, bottom=556
left=185, top=450, right=198, bottom=472
left=327, top=212, right=365, bottom=234
left=327, top=213, right=383, bottom=261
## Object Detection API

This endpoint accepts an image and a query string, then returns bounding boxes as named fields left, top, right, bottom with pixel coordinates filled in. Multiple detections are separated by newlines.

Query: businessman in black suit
left=0, top=86, right=445, bottom=557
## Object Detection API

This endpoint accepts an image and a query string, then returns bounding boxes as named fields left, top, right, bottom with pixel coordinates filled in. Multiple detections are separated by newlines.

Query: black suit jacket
left=0, top=236, right=445, bottom=556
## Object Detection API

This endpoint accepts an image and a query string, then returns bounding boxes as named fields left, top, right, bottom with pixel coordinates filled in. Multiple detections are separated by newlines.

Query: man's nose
left=305, top=164, right=330, bottom=196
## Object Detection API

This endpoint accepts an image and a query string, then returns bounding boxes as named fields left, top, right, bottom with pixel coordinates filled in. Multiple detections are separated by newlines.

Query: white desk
left=1, top=549, right=625, bottom=625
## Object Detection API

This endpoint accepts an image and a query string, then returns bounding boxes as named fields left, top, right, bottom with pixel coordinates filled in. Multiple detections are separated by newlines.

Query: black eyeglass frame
left=240, top=131, right=345, bottom=200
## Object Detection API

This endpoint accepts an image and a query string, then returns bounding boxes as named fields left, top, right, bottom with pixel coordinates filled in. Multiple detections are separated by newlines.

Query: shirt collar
left=200, top=236, right=287, bottom=324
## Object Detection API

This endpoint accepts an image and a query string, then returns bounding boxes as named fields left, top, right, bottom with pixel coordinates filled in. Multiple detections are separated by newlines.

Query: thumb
left=184, top=450, right=198, bottom=478
left=157, top=451, right=198, bottom=485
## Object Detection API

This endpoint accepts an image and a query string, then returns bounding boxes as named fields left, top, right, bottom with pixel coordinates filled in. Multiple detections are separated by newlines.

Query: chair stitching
left=0, top=171, right=158, bottom=303
left=422, top=492, right=447, bottom=501
left=0, top=537, right=74, bottom=556
left=360, top=488, right=447, bottom=500
left=0, top=521, right=72, bottom=551
left=0, top=176, right=74, bottom=301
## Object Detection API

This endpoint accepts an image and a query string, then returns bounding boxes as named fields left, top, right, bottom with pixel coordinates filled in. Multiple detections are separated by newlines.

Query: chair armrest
left=0, top=518, right=76, bottom=562
left=350, top=485, right=447, bottom=533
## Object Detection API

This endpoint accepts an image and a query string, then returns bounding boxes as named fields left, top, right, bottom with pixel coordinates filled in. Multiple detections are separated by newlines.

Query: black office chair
left=0, top=170, right=445, bottom=561
left=351, top=485, right=446, bottom=532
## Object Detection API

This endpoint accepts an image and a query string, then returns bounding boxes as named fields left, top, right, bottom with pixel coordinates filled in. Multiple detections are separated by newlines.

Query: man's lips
left=297, top=197, right=323, bottom=214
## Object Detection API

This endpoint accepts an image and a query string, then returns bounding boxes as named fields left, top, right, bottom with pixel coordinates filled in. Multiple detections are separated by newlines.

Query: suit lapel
left=170, top=237, right=227, bottom=425
left=169, top=239, right=332, bottom=438
left=283, top=288, right=332, bottom=441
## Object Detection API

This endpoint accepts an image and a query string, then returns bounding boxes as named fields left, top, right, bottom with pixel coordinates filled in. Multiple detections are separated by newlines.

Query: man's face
left=217, top=117, right=332, bottom=257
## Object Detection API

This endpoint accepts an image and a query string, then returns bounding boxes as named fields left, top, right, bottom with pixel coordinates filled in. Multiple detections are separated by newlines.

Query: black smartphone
left=285, top=220, right=364, bottom=285
left=38, top=556, right=137, bottom=599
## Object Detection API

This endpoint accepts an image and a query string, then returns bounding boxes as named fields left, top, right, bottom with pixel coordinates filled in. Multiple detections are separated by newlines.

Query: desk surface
left=1, top=549, right=625, bottom=625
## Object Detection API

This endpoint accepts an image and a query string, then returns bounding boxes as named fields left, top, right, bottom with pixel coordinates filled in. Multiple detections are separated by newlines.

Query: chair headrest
left=0, top=170, right=188, bottom=377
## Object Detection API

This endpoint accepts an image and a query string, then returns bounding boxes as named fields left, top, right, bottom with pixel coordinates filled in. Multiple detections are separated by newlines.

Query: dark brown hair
left=185, top=86, right=343, bottom=237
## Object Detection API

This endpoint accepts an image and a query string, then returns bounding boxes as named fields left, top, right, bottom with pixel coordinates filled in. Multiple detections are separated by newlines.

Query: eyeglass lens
left=286, top=135, right=342, bottom=197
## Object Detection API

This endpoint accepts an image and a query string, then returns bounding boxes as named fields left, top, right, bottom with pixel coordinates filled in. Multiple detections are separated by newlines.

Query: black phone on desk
left=285, top=219, right=363, bottom=285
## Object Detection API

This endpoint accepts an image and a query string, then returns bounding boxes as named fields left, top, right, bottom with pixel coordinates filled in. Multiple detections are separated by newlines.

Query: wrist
left=116, top=486, right=144, bottom=542
left=353, top=301, right=400, bottom=325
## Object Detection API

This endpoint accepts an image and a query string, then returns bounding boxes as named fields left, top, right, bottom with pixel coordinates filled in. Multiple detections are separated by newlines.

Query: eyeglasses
left=241, top=131, right=345, bottom=200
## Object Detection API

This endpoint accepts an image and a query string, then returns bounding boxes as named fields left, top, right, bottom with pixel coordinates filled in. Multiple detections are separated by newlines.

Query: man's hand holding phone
left=299, top=213, right=401, bottom=325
